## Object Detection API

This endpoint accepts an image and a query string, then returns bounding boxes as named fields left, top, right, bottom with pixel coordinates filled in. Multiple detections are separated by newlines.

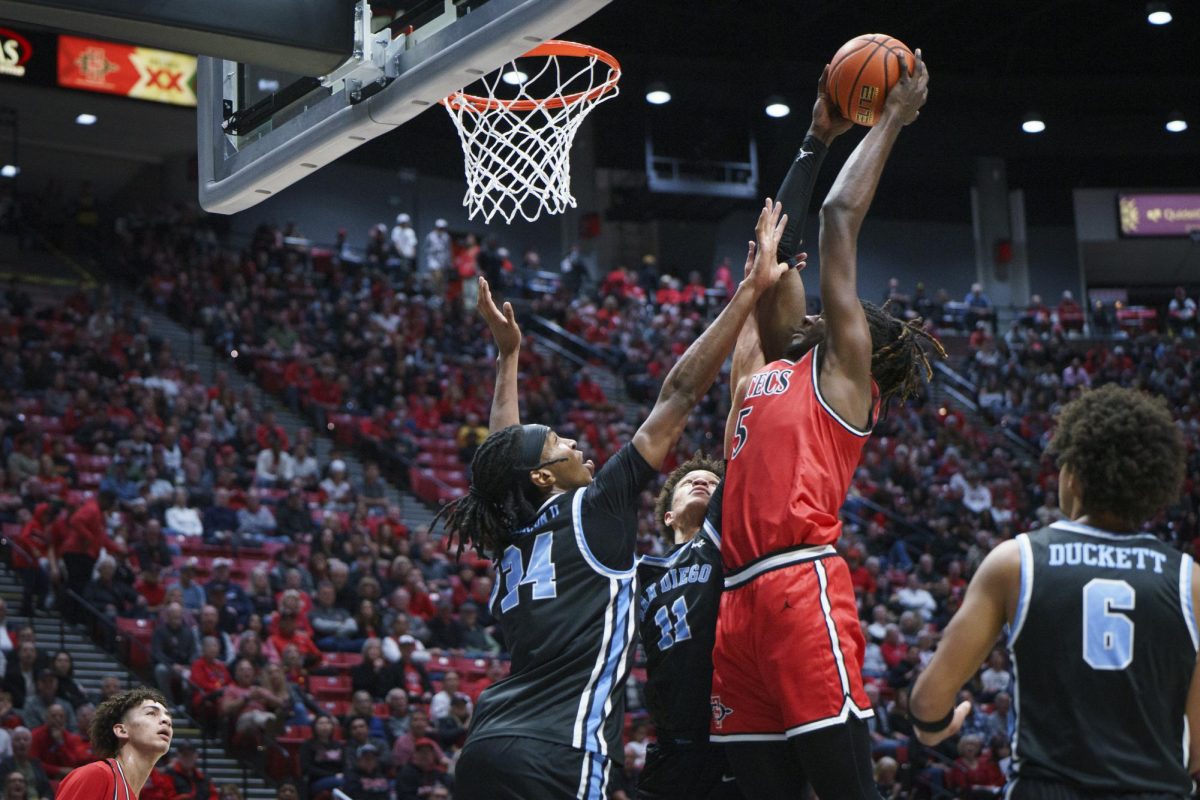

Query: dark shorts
left=455, top=736, right=611, bottom=800
left=637, top=739, right=739, bottom=800
left=1008, top=778, right=1189, bottom=800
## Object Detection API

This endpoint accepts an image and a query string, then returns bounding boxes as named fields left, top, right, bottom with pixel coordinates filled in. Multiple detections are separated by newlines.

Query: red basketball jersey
left=722, top=345, right=877, bottom=571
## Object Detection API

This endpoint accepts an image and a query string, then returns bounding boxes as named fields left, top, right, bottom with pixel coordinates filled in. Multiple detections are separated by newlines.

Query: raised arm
left=757, top=65, right=853, bottom=364
left=635, top=200, right=789, bottom=470
left=818, top=51, right=928, bottom=429
left=477, top=277, right=522, bottom=430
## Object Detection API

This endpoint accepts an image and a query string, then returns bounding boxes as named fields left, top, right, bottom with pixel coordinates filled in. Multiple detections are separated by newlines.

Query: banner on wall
left=1118, top=193, right=1200, bottom=237
left=57, top=34, right=196, bottom=107
left=0, top=25, right=55, bottom=84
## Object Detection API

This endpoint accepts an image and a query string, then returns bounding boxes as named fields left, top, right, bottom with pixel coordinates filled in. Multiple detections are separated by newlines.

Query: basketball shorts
left=710, top=549, right=873, bottom=740
left=637, top=739, right=740, bottom=800
left=456, top=736, right=612, bottom=800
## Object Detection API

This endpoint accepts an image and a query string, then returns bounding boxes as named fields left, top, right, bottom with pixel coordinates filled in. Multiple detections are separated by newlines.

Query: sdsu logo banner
left=0, top=27, right=34, bottom=78
left=57, top=35, right=196, bottom=107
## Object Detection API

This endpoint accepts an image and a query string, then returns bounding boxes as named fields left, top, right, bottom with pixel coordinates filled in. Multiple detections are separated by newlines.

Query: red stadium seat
left=317, top=699, right=351, bottom=717
left=312, top=675, right=352, bottom=700
left=321, top=652, right=363, bottom=670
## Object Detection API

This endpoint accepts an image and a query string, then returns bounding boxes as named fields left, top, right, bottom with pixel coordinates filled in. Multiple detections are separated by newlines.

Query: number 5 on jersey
left=730, top=407, right=753, bottom=460
left=499, top=532, right=558, bottom=612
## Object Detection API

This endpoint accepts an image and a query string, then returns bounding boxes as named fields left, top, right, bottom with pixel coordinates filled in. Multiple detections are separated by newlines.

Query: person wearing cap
left=429, top=671, right=471, bottom=723
left=423, top=218, right=451, bottom=290
left=432, top=693, right=471, bottom=751
left=343, top=741, right=393, bottom=800
left=390, top=213, right=417, bottom=276
left=204, top=559, right=253, bottom=630
left=392, top=635, right=433, bottom=702
left=166, top=741, right=215, bottom=800
left=445, top=238, right=790, bottom=798
left=168, top=558, right=206, bottom=612
left=21, top=671, right=75, bottom=731
left=319, top=460, right=355, bottom=511
left=394, top=737, right=452, bottom=800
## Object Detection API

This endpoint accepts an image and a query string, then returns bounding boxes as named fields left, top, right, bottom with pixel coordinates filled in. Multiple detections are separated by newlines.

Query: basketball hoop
left=442, top=40, right=620, bottom=224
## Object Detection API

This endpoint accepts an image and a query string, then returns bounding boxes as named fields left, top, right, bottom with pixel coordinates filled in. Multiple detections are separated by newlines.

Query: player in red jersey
left=711, top=53, right=941, bottom=798
left=57, top=687, right=173, bottom=800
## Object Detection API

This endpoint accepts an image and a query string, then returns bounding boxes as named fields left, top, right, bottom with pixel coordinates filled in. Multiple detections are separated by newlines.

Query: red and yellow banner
left=57, top=34, right=196, bottom=107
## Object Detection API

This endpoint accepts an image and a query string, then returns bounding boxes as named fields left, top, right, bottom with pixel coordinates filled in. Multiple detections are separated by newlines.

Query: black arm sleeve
left=580, top=443, right=659, bottom=572
left=703, top=478, right=724, bottom=536
left=775, top=134, right=830, bottom=263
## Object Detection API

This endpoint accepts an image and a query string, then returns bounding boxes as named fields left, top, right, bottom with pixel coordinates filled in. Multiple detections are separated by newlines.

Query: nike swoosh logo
left=721, top=776, right=737, bottom=783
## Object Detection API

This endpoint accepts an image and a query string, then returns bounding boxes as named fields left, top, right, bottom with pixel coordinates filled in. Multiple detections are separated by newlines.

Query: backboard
left=197, top=0, right=612, bottom=215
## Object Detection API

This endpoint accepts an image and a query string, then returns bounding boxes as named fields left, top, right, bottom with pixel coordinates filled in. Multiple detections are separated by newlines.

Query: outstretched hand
left=477, top=276, right=521, bottom=357
left=884, top=47, right=929, bottom=126
left=743, top=199, right=793, bottom=295
left=811, top=64, right=853, bottom=144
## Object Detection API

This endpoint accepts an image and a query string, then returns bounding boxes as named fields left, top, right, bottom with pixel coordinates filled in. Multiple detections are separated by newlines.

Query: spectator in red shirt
left=61, top=490, right=120, bottom=617
left=56, top=687, right=174, bottom=800
left=189, top=637, right=232, bottom=727
left=945, top=734, right=1005, bottom=794
left=29, top=704, right=90, bottom=779
left=167, top=741, right=216, bottom=800
left=266, top=612, right=322, bottom=668
left=13, top=504, right=58, bottom=618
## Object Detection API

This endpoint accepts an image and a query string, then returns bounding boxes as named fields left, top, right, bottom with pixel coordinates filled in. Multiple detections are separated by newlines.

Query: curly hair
left=90, top=686, right=167, bottom=759
left=434, top=425, right=549, bottom=560
left=653, top=452, right=725, bottom=544
left=1049, top=384, right=1185, bottom=527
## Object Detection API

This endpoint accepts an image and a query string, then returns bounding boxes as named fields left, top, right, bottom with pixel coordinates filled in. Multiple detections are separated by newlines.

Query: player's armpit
left=910, top=539, right=1019, bottom=746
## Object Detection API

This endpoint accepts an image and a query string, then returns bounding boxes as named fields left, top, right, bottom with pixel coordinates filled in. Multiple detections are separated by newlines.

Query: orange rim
left=442, top=40, right=621, bottom=113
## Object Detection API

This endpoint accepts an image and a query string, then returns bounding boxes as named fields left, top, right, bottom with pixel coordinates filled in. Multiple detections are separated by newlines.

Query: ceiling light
left=0, top=165, right=18, bottom=178
left=1147, top=2, right=1172, bottom=25
left=1021, top=113, right=1045, bottom=134
left=764, top=96, right=791, bottom=118
left=645, top=82, right=671, bottom=106
left=501, top=69, right=527, bottom=86
left=75, top=113, right=97, bottom=126
left=1166, top=113, right=1188, bottom=133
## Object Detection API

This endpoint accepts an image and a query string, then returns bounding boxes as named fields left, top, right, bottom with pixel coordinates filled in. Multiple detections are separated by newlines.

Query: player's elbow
left=819, top=200, right=859, bottom=233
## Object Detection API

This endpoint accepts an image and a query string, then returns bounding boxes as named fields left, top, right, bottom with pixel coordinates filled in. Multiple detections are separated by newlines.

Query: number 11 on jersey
left=653, top=596, right=692, bottom=650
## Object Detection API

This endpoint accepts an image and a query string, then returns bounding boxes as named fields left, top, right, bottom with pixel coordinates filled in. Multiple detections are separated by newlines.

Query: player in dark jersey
left=58, top=687, right=173, bottom=800
left=711, top=54, right=940, bottom=799
left=912, top=384, right=1198, bottom=800
left=635, top=453, right=733, bottom=799
left=445, top=207, right=791, bottom=800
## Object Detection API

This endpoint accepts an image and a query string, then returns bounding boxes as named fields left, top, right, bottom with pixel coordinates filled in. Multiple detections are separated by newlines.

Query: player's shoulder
left=58, top=759, right=115, bottom=794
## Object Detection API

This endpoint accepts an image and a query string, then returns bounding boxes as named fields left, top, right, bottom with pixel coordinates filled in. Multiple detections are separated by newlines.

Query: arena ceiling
left=3, top=0, right=1197, bottom=225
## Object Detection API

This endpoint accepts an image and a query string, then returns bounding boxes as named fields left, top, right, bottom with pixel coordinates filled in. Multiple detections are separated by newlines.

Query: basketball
left=827, top=34, right=916, bottom=127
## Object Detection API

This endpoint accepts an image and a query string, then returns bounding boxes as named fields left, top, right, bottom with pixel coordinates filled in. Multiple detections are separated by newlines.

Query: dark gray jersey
left=637, top=481, right=724, bottom=739
left=1008, top=521, right=1198, bottom=796
left=467, top=444, right=657, bottom=768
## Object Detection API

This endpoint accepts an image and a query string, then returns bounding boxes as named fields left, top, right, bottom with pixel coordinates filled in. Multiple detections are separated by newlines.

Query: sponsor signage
left=0, top=26, right=32, bottom=77
left=1118, top=193, right=1200, bottom=237
left=0, top=25, right=55, bottom=84
left=57, top=34, right=196, bottom=107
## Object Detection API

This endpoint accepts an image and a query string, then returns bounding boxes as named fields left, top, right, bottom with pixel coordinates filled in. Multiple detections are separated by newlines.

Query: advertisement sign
left=1118, top=193, right=1200, bottom=237
left=57, top=34, right=196, bottom=107
left=0, top=26, right=33, bottom=77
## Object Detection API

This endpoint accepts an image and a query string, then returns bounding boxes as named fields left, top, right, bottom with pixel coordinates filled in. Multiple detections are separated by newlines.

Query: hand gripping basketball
left=883, top=48, right=929, bottom=126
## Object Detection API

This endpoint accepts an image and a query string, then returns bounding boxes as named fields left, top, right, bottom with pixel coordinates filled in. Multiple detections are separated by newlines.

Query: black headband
left=516, top=424, right=551, bottom=470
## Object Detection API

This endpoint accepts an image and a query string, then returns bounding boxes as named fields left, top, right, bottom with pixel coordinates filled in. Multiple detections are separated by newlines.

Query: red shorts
left=709, top=549, right=873, bottom=741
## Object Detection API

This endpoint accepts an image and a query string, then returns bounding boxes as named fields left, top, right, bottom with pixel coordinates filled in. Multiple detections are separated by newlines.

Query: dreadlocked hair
left=433, top=425, right=547, bottom=561
left=653, top=452, right=725, bottom=544
left=861, top=300, right=947, bottom=404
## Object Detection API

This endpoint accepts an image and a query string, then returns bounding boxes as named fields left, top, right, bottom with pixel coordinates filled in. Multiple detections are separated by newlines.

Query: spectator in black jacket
left=153, top=602, right=198, bottom=711
left=395, top=738, right=453, bottom=800
left=1, top=644, right=39, bottom=711
left=350, top=639, right=402, bottom=700
left=299, top=714, right=345, bottom=797
left=343, top=744, right=392, bottom=800
left=274, top=489, right=317, bottom=540
left=83, top=555, right=142, bottom=619
left=426, top=601, right=464, bottom=652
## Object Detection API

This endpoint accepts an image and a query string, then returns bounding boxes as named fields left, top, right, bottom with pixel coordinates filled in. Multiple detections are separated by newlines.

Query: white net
left=442, top=43, right=620, bottom=224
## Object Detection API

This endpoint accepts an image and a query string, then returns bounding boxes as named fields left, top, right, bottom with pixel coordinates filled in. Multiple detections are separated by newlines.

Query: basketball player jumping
left=443, top=205, right=790, bottom=800
left=57, top=687, right=173, bottom=800
left=710, top=52, right=941, bottom=799
left=911, top=384, right=1199, bottom=800
left=634, top=73, right=858, bottom=800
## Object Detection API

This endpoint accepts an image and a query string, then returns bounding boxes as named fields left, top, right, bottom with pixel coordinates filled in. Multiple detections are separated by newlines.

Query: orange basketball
left=827, top=34, right=916, bottom=127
